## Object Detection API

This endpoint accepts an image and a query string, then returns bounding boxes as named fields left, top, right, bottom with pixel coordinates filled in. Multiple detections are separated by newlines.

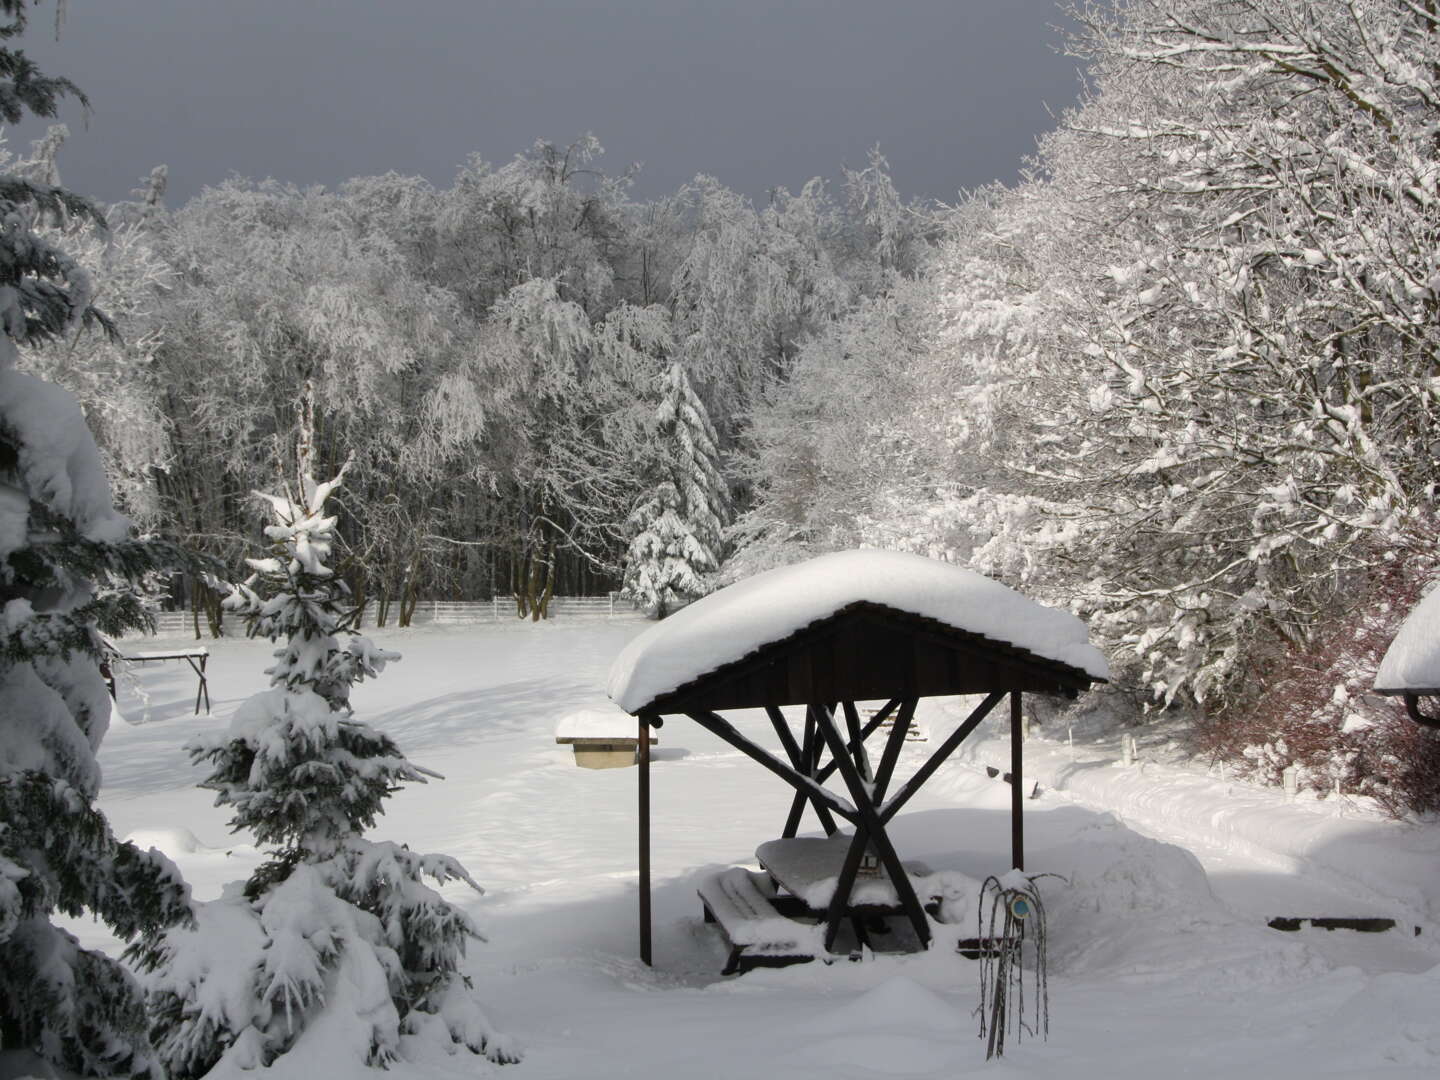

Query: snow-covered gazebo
left=607, top=549, right=1108, bottom=967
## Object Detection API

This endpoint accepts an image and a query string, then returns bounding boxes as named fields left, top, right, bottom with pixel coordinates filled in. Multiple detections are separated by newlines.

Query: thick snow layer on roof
left=554, top=708, right=652, bottom=741
left=1375, top=586, right=1440, bottom=692
left=607, top=549, right=1108, bottom=714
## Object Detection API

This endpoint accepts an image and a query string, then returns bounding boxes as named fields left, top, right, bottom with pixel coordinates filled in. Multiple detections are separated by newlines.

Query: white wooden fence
left=128, top=593, right=641, bottom=639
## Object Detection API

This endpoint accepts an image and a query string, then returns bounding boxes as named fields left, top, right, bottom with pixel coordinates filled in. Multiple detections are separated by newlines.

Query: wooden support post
left=1010, top=690, right=1024, bottom=872
left=639, top=711, right=652, bottom=966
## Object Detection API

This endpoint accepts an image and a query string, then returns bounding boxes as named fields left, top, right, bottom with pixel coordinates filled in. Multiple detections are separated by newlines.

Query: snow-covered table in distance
left=102, top=641, right=210, bottom=715
left=554, top=708, right=656, bottom=769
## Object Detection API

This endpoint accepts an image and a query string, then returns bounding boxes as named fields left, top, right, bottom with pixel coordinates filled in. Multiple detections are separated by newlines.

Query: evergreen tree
left=622, top=362, right=730, bottom=617
left=0, top=3, right=194, bottom=1075
left=136, top=413, right=516, bottom=1075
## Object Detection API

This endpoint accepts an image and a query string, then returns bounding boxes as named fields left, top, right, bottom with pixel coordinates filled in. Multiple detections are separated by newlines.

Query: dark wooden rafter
left=870, top=698, right=916, bottom=805
left=813, top=698, right=899, bottom=786
left=684, top=710, right=858, bottom=824
left=812, top=704, right=931, bottom=950
left=879, top=690, right=1006, bottom=825
left=769, top=705, right=839, bottom=837
left=841, top=701, right=874, bottom=783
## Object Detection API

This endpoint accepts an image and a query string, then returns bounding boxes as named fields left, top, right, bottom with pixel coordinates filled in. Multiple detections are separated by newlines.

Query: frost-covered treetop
left=607, top=549, right=1109, bottom=713
left=1375, top=587, right=1440, bottom=694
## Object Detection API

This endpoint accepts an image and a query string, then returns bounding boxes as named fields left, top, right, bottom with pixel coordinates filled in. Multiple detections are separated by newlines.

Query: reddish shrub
left=1194, top=537, right=1440, bottom=818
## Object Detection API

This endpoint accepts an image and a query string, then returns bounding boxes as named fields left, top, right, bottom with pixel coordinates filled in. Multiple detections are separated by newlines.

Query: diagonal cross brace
left=769, top=705, right=839, bottom=837
left=685, top=710, right=858, bottom=824
left=879, top=691, right=1005, bottom=825
left=813, top=704, right=931, bottom=950
left=813, top=698, right=898, bottom=786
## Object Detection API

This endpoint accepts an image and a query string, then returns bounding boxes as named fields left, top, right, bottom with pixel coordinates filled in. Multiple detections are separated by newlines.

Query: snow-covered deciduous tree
left=13, top=127, right=176, bottom=528
left=0, top=4, right=194, bottom=1076
left=135, top=417, right=516, bottom=1074
left=622, top=362, right=730, bottom=617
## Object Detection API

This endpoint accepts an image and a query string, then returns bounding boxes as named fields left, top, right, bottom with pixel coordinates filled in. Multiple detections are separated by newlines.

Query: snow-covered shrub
left=134, top=448, right=517, bottom=1075
left=1195, top=540, right=1440, bottom=817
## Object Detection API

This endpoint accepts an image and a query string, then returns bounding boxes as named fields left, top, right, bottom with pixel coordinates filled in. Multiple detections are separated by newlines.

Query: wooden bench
left=697, top=868, right=823, bottom=975
left=554, top=708, right=656, bottom=769
left=101, top=639, right=211, bottom=715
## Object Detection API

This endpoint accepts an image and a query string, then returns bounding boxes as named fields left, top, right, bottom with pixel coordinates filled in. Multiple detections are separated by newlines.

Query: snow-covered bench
left=100, top=638, right=211, bottom=715
left=554, top=708, right=656, bottom=769
left=697, top=867, right=823, bottom=975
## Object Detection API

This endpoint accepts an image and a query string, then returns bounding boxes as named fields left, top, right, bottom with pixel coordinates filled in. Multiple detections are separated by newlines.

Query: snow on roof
left=607, top=549, right=1109, bottom=714
left=554, top=708, right=648, bottom=740
left=1375, top=586, right=1440, bottom=693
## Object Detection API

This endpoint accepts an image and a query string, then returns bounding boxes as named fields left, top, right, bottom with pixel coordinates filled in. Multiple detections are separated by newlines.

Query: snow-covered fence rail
left=411, top=594, right=633, bottom=624
left=125, top=594, right=640, bottom=638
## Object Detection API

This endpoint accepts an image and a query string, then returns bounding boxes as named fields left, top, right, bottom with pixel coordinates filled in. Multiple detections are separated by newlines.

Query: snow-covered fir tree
left=135, top=417, right=517, bottom=1075
left=0, top=3, right=195, bottom=1075
left=622, top=362, right=730, bottom=617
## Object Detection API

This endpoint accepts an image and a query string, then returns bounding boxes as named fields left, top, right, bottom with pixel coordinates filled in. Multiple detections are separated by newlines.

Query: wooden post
left=1010, top=690, right=1024, bottom=872
left=639, top=712, right=652, bottom=966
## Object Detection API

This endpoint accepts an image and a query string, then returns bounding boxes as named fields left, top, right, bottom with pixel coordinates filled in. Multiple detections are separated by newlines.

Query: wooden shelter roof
left=636, top=599, right=1099, bottom=714
left=608, top=550, right=1107, bottom=716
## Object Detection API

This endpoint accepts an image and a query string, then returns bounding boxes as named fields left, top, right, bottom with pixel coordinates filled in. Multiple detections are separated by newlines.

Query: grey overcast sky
left=9, top=0, right=1086, bottom=209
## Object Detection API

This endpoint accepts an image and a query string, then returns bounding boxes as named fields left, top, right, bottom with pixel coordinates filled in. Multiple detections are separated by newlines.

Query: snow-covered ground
left=78, top=620, right=1440, bottom=1079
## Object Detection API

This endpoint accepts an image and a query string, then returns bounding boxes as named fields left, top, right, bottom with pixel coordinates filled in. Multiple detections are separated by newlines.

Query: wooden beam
left=1011, top=691, right=1024, bottom=871
left=880, top=691, right=1005, bottom=825
left=769, top=705, right=838, bottom=837
left=814, top=699, right=898, bottom=785
left=870, top=698, right=916, bottom=804
left=841, top=701, right=874, bottom=783
left=684, top=710, right=858, bottom=824
left=639, top=711, right=653, bottom=966
left=815, top=705, right=931, bottom=948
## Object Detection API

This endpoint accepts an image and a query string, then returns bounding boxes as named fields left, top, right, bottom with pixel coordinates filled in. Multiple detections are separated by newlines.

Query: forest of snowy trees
left=12, top=4, right=1440, bottom=801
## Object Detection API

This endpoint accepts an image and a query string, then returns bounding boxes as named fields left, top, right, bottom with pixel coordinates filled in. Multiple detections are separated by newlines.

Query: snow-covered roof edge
left=607, top=549, right=1108, bottom=714
left=1375, top=585, right=1440, bottom=694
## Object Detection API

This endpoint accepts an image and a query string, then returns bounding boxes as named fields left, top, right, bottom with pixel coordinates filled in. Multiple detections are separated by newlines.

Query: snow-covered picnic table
left=101, top=640, right=211, bottom=715
left=756, top=833, right=934, bottom=911
left=554, top=708, right=656, bottom=768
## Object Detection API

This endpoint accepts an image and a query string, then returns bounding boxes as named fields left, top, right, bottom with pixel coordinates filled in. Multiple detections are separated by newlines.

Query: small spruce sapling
left=622, top=362, right=730, bottom=617
left=136, top=442, right=517, bottom=1076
